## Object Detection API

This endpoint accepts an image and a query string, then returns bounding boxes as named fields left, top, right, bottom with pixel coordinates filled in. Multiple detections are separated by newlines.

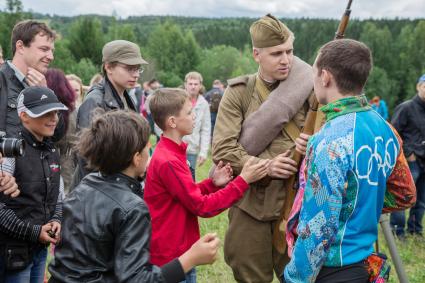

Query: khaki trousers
left=224, top=206, right=290, bottom=283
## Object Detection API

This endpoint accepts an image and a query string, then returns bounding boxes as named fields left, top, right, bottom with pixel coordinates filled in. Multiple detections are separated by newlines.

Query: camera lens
left=0, top=138, right=25, bottom=158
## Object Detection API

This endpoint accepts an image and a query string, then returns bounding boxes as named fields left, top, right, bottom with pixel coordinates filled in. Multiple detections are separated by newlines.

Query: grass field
left=195, top=156, right=425, bottom=283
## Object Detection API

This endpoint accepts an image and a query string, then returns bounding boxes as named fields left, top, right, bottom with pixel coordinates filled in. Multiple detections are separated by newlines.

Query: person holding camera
left=0, top=86, right=67, bottom=282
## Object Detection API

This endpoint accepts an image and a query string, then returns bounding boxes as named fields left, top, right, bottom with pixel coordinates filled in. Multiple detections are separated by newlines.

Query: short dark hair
left=149, top=88, right=188, bottom=130
left=77, top=109, right=150, bottom=175
left=11, top=20, right=56, bottom=56
left=148, top=78, right=158, bottom=86
left=316, top=39, right=372, bottom=95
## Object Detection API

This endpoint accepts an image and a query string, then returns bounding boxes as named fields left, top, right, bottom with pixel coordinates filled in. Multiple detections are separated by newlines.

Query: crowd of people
left=0, top=15, right=422, bottom=283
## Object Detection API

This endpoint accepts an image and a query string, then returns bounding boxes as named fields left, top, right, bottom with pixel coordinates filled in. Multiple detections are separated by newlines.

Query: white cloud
left=3, top=0, right=424, bottom=19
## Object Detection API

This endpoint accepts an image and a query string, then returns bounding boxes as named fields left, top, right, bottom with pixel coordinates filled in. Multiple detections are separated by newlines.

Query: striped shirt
left=0, top=157, right=64, bottom=243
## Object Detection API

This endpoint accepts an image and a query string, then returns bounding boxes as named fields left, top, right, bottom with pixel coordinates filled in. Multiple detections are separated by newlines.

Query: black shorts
left=315, top=261, right=369, bottom=283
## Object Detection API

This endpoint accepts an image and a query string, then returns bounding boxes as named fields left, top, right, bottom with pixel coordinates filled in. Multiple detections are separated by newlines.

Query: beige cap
left=250, top=14, right=292, bottom=48
left=102, top=40, right=148, bottom=65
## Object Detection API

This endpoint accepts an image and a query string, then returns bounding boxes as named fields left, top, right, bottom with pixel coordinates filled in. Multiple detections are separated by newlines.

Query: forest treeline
left=1, top=0, right=424, bottom=112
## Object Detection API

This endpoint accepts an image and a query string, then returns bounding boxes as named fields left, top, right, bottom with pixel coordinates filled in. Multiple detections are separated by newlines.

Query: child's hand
left=212, top=161, right=233, bottom=187
left=240, top=157, right=270, bottom=184
left=49, top=221, right=61, bottom=242
left=0, top=172, right=20, bottom=198
left=39, top=223, right=57, bottom=245
left=179, top=233, right=220, bottom=273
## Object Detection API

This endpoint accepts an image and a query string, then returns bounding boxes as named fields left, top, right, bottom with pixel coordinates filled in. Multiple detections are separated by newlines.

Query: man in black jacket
left=390, top=74, right=425, bottom=238
left=0, top=20, right=65, bottom=141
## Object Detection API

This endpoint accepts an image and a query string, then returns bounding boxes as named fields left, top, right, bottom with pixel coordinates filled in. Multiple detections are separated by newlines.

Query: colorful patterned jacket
left=283, top=95, right=416, bottom=283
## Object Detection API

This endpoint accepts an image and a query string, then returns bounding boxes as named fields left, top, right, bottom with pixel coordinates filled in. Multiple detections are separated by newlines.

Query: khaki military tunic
left=212, top=74, right=309, bottom=221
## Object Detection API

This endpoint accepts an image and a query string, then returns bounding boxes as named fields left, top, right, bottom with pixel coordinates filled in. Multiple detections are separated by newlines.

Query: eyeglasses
left=117, top=63, right=144, bottom=75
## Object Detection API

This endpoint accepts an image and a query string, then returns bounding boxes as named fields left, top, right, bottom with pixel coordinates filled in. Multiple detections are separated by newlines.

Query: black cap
left=17, top=86, right=68, bottom=118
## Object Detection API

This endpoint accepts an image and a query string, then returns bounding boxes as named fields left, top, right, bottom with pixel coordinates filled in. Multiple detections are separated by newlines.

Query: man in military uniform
left=212, top=14, right=314, bottom=282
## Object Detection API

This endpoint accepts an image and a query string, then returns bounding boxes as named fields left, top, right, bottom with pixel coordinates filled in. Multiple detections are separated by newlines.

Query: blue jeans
left=187, top=153, right=198, bottom=181
left=1, top=247, right=47, bottom=283
left=211, top=112, right=217, bottom=136
left=179, top=268, right=196, bottom=283
left=390, top=160, right=425, bottom=236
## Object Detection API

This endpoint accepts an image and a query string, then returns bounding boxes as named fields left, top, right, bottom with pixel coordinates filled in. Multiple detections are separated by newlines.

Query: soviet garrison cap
left=102, top=40, right=148, bottom=65
left=250, top=14, right=292, bottom=48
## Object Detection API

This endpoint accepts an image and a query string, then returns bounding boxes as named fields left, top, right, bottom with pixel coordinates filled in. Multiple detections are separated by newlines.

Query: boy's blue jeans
left=179, top=268, right=196, bottom=283
left=187, top=153, right=198, bottom=181
left=0, top=247, right=47, bottom=283
left=391, top=160, right=425, bottom=236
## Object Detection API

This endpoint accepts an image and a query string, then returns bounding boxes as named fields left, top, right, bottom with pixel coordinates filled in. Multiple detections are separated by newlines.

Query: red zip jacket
left=144, top=136, right=249, bottom=266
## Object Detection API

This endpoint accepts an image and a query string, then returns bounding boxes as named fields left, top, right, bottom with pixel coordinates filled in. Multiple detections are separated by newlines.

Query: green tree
left=365, top=66, right=398, bottom=113
left=146, top=22, right=201, bottom=85
left=68, top=17, right=104, bottom=65
left=0, top=0, right=27, bottom=59
left=106, top=20, right=136, bottom=43
left=50, top=39, right=76, bottom=74
left=360, top=23, right=394, bottom=71
left=69, top=58, right=99, bottom=85
left=232, top=45, right=258, bottom=78
left=197, top=45, right=244, bottom=88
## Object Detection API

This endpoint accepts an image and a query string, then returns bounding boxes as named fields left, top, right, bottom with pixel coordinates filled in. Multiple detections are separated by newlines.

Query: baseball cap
left=17, top=86, right=68, bottom=118
left=418, top=74, right=425, bottom=84
left=102, top=40, right=148, bottom=65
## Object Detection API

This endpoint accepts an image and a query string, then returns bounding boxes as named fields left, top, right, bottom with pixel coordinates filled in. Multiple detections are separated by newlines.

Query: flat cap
left=102, top=40, right=148, bottom=65
left=250, top=14, right=292, bottom=48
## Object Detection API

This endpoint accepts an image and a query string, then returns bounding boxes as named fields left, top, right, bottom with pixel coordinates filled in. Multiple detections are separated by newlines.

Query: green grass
left=195, top=155, right=425, bottom=283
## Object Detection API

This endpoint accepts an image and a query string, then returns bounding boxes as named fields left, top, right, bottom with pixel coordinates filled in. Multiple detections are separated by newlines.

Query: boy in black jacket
left=48, top=110, right=220, bottom=283
left=0, top=86, right=67, bottom=282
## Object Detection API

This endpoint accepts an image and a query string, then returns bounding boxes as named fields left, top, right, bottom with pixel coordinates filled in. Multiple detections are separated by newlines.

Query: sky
left=2, top=0, right=424, bottom=19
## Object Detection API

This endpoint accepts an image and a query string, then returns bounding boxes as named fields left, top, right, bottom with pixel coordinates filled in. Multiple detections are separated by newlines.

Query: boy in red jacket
left=145, top=88, right=269, bottom=282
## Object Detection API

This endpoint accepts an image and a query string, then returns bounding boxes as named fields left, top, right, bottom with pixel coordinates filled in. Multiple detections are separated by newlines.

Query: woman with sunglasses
left=73, top=40, right=148, bottom=186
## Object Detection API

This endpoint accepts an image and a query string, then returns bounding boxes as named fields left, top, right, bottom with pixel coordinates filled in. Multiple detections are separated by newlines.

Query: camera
left=0, top=133, right=25, bottom=158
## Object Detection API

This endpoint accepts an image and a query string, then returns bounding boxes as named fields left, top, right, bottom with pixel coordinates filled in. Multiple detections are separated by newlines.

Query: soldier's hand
left=26, top=67, right=47, bottom=87
left=267, top=150, right=298, bottom=179
left=0, top=172, right=20, bottom=198
left=295, top=133, right=311, bottom=155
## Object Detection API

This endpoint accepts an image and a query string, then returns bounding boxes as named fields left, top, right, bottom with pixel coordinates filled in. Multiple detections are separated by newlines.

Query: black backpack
left=209, top=91, right=222, bottom=113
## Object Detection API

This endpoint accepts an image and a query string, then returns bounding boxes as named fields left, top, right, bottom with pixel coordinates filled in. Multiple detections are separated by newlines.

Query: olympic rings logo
left=355, top=137, right=397, bottom=186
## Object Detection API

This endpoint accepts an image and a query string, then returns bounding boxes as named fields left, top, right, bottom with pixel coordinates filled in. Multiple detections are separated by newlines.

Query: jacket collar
left=20, top=127, right=54, bottom=150
left=103, top=76, right=136, bottom=111
left=413, top=94, right=425, bottom=110
left=320, top=94, right=371, bottom=122
left=101, top=172, right=142, bottom=195
left=0, top=62, right=26, bottom=90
